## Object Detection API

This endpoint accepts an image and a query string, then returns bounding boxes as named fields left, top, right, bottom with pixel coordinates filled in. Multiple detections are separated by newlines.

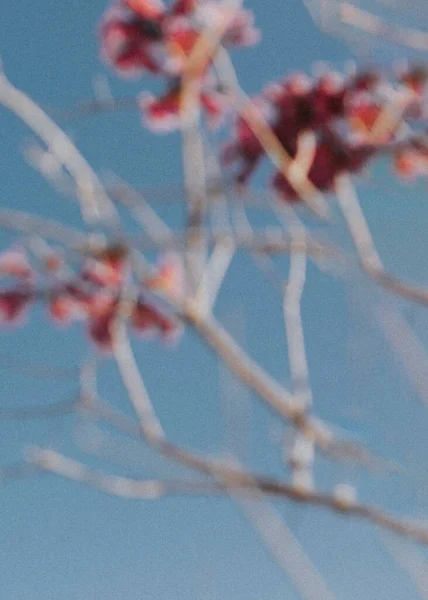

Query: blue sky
left=2, top=1, right=428, bottom=599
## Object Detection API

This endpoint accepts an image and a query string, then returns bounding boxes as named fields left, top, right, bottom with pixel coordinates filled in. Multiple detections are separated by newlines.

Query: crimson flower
left=0, top=289, right=33, bottom=325
left=223, top=66, right=428, bottom=201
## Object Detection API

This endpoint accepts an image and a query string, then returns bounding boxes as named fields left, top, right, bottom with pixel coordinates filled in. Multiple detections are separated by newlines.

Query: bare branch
left=0, top=208, right=87, bottom=248
left=0, top=65, right=117, bottom=224
left=0, top=396, right=78, bottom=420
left=183, top=304, right=380, bottom=466
left=283, top=230, right=312, bottom=409
left=30, top=439, right=428, bottom=546
left=335, top=174, right=428, bottom=307
left=31, top=449, right=221, bottom=499
left=232, top=483, right=336, bottom=600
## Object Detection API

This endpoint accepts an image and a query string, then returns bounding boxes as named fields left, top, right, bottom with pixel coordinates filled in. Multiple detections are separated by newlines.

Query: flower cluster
left=222, top=65, right=428, bottom=202
left=0, top=248, right=34, bottom=325
left=100, top=0, right=259, bottom=130
left=0, top=244, right=183, bottom=352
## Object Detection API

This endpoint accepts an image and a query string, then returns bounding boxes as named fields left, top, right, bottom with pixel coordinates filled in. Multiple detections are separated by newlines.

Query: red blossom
left=139, top=88, right=183, bottom=131
left=100, top=4, right=173, bottom=77
left=169, top=0, right=196, bottom=16
left=131, top=297, right=180, bottom=340
left=221, top=97, right=271, bottom=184
left=100, top=0, right=259, bottom=130
left=100, top=0, right=258, bottom=78
left=222, top=66, right=428, bottom=200
left=88, top=298, right=119, bottom=351
left=139, top=79, right=229, bottom=131
left=0, top=247, right=34, bottom=326
left=81, top=245, right=127, bottom=289
left=46, top=245, right=183, bottom=351
left=272, top=139, right=374, bottom=201
left=0, top=289, right=33, bottom=325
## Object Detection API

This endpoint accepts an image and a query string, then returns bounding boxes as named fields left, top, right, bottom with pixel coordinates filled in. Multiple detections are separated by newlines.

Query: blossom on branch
left=0, top=247, right=33, bottom=281
left=0, top=240, right=182, bottom=352
left=0, top=290, right=34, bottom=325
left=0, top=247, right=34, bottom=325
left=47, top=246, right=182, bottom=351
left=100, top=0, right=260, bottom=129
left=222, top=65, right=428, bottom=202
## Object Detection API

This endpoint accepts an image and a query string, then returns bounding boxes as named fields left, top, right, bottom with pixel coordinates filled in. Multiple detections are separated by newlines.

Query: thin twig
left=30, top=441, right=428, bottom=546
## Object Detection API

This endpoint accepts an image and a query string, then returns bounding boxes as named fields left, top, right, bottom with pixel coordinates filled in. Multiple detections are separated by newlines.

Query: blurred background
left=2, top=1, right=428, bottom=598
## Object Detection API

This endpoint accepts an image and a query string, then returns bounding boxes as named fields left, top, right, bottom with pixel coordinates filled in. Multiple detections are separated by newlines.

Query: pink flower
left=48, top=289, right=89, bottom=324
left=81, top=244, right=128, bottom=289
left=393, top=143, right=428, bottom=180
left=125, top=0, right=165, bottom=19
left=0, top=247, right=33, bottom=280
left=145, top=253, right=184, bottom=300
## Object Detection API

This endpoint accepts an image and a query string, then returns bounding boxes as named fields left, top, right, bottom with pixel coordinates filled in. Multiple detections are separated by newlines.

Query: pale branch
left=52, top=95, right=138, bottom=123
left=113, top=326, right=166, bottom=443
left=205, top=146, right=234, bottom=238
left=282, top=230, right=316, bottom=485
left=31, top=450, right=223, bottom=499
left=103, top=173, right=175, bottom=242
left=381, top=533, right=428, bottom=600
left=183, top=303, right=384, bottom=467
left=339, top=2, right=428, bottom=51
left=80, top=394, right=412, bottom=486
left=178, top=1, right=239, bottom=297
left=0, top=205, right=405, bottom=473
left=364, top=264, right=428, bottom=307
left=227, top=461, right=336, bottom=600
left=0, top=351, right=79, bottom=380
left=0, top=461, right=41, bottom=482
left=195, top=239, right=235, bottom=314
left=0, top=66, right=118, bottom=225
left=334, top=175, right=382, bottom=269
left=283, top=230, right=312, bottom=409
left=335, top=175, right=428, bottom=307
left=0, top=203, right=340, bottom=263
left=129, top=228, right=340, bottom=259
left=0, top=396, right=78, bottom=420
left=240, top=499, right=337, bottom=600
left=377, top=302, right=428, bottom=409
left=29, top=445, right=428, bottom=546
left=0, top=208, right=87, bottom=248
